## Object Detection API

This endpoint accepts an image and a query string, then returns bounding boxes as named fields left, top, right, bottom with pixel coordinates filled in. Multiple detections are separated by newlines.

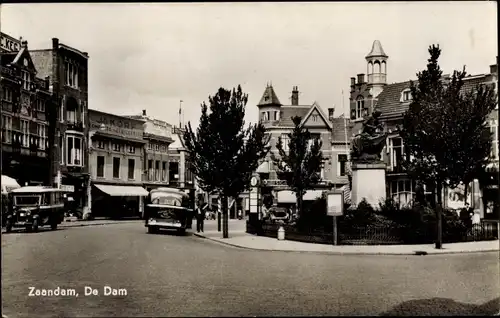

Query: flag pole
left=179, top=100, right=183, bottom=129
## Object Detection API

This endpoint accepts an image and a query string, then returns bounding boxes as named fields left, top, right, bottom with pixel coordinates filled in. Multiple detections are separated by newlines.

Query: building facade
left=30, top=37, right=91, bottom=215
left=1, top=33, right=54, bottom=186
left=349, top=40, right=499, bottom=218
left=127, top=110, right=174, bottom=191
left=88, top=109, right=148, bottom=218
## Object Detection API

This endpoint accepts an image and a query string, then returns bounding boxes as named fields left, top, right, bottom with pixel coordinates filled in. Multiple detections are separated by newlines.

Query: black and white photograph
left=1, top=2, right=498, bottom=317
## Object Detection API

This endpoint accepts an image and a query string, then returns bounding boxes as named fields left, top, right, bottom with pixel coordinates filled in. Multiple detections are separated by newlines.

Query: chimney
left=328, top=108, right=335, bottom=121
left=350, top=77, right=356, bottom=86
left=291, top=86, right=299, bottom=105
left=21, top=40, right=28, bottom=49
left=52, top=38, right=59, bottom=49
left=357, top=74, right=365, bottom=84
left=142, top=109, right=147, bottom=116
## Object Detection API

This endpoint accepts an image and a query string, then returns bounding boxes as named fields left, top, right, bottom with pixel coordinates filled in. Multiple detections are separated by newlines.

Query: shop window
left=66, top=135, right=82, bottom=166
left=2, top=115, right=12, bottom=143
left=128, top=159, right=135, bottom=180
left=338, top=154, right=348, bottom=176
left=113, top=157, right=120, bottom=179
left=97, top=156, right=105, bottom=178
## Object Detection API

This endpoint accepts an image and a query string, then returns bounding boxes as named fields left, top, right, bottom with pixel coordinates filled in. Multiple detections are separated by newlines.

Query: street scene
left=1, top=2, right=499, bottom=317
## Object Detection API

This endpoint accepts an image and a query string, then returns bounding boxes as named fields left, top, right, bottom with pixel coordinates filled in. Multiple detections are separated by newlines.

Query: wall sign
left=1, top=33, right=21, bottom=52
left=326, top=191, right=344, bottom=216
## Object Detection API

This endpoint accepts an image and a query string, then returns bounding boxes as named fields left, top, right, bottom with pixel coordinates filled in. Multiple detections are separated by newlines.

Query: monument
left=350, top=111, right=387, bottom=208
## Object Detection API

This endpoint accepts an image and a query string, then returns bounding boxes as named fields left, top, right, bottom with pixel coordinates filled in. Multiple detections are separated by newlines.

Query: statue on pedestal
left=351, top=111, right=388, bottom=163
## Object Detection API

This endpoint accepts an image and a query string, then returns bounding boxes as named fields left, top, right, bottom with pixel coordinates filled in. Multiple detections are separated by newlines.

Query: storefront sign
left=60, top=185, right=75, bottom=192
left=1, top=33, right=21, bottom=52
left=90, top=121, right=143, bottom=139
left=326, top=191, right=344, bottom=216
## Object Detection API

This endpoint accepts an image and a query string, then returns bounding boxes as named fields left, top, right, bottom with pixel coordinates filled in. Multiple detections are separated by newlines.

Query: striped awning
left=486, top=162, right=499, bottom=173
left=342, top=184, right=352, bottom=205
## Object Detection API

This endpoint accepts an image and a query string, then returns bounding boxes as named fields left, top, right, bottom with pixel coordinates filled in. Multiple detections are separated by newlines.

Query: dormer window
left=401, top=89, right=413, bottom=102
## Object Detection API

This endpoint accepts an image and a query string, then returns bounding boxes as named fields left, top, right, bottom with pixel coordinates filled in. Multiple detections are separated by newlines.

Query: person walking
left=196, top=205, right=204, bottom=233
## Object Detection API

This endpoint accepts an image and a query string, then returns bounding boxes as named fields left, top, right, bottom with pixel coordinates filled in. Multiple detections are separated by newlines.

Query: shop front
left=91, top=183, right=149, bottom=219
left=60, top=172, right=90, bottom=215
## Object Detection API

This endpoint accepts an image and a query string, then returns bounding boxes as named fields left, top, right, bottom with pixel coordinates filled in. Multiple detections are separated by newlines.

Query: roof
left=0, top=52, right=17, bottom=66
left=11, top=186, right=65, bottom=194
left=258, top=84, right=282, bottom=106
left=277, top=105, right=310, bottom=127
left=30, top=50, right=52, bottom=80
left=169, top=131, right=185, bottom=150
left=300, top=102, right=333, bottom=130
left=375, top=73, right=491, bottom=119
left=366, top=40, right=388, bottom=58
left=331, top=118, right=352, bottom=143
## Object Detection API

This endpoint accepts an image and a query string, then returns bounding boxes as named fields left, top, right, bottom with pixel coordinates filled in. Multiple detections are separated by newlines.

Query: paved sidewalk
left=194, top=225, right=500, bottom=255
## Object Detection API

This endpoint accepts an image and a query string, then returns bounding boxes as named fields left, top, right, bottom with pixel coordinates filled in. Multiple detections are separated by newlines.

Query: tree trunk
left=435, top=182, right=443, bottom=249
left=222, top=195, right=229, bottom=239
left=296, top=192, right=303, bottom=220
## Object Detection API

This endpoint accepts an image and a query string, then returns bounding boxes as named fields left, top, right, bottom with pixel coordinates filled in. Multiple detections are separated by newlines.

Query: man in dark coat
left=196, top=204, right=204, bottom=233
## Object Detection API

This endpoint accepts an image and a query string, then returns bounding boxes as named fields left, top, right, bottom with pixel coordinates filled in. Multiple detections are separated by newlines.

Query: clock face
left=24, top=59, right=28, bottom=67
left=250, top=177, right=258, bottom=187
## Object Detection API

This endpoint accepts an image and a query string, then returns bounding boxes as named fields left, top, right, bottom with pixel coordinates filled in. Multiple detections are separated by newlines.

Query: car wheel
left=32, top=219, right=39, bottom=232
left=147, top=226, right=157, bottom=234
left=51, top=221, right=58, bottom=231
left=5, top=219, right=12, bottom=233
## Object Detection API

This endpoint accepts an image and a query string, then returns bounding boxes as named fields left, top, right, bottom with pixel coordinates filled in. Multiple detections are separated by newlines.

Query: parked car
left=267, top=207, right=289, bottom=224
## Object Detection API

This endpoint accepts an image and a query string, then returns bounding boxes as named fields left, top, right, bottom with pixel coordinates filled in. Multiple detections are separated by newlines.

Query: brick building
left=88, top=109, right=148, bottom=218
left=126, top=110, right=174, bottom=191
left=1, top=33, right=54, bottom=186
left=348, top=40, right=498, bottom=218
left=30, top=37, right=91, bottom=215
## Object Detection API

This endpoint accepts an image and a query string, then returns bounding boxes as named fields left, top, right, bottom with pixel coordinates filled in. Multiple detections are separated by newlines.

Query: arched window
left=374, top=61, right=381, bottom=73
left=368, top=62, right=373, bottom=74
left=66, top=97, right=78, bottom=124
left=355, top=96, right=365, bottom=119
left=382, top=61, right=387, bottom=74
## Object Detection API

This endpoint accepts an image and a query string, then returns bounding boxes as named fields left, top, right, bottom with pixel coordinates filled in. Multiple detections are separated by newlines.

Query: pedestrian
left=196, top=205, right=204, bottom=233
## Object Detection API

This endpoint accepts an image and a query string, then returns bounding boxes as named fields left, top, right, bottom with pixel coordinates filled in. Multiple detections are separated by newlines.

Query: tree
left=183, top=86, right=270, bottom=238
left=272, top=116, right=324, bottom=220
left=399, top=44, right=497, bottom=249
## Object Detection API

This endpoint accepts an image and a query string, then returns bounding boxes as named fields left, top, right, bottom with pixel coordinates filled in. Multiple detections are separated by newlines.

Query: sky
left=1, top=2, right=497, bottom=129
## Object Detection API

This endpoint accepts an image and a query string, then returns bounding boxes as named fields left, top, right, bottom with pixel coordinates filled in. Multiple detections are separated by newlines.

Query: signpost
left=326, top=190, right=344, bottom=245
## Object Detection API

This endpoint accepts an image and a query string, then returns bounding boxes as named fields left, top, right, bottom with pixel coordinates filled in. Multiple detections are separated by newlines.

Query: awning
left=486, top=162, right=499, bottom=172
left=95, top=184, right=149, bottom=197
left=277, top=190, right=324, bottom=204
left=1, top=175, right=20, bottom=194
left=256, top=161, right=270, bottom=174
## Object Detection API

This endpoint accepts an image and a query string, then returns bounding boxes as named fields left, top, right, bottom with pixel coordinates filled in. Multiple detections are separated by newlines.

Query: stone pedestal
left=351, top=162, right=386, bottom=208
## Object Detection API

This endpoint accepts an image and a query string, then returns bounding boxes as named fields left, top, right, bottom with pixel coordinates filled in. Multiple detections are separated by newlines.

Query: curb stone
left=193, top=233, right=499, bottom=256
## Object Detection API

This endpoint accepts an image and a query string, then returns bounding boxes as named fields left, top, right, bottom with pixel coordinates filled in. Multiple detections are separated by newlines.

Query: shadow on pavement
left=2, top=227, right=67, bottom=235
left=380, top=297, right=500, bottom=316
left=148, top=229, right=194, bottom=237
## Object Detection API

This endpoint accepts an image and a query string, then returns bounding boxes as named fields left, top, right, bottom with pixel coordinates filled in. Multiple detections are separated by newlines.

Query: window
left=20, top=120, right=29, bottom=147
left=389, top=137, right=404, bottom=171
left=280, top=134, right=290, bottom=151
left=36, top=100, right=45, bottom=112
left=261, top=112, right=268, bottom=121
left=148, top=160, right=154, bottom=181
left=390, top=179, right=415, bottom=207
left=2, top=115, right=12, bottom=143
left=66, top=135, right=82, bottom=166
left=37, top=123, right=46, bottom=150
left=148, top=143, right=153, bottom=150
left=162, top=161, right=167, bottom=181
left=21, top=71, right=31, bottom=90
left=308, top=133, right=321, bottom=150
left=128, top=159, right=135, bottom=180
left=155, top=144, right=160, bottom=151
left=356, top=96, right=365, bottom=119
left=490, top=119, right=498, bottom=160
left=401, top=89, right=412, bottom=102
left=320, top=162, right=325, bottom=180
left=273, top=111, right=278, bottom=121
left=338, top=154, right=348, bottom=176
left=311, top=114, right=319, bottom=122
left=112, top=142, right=121, bottom=152
left=97, top=156, right=105, bottom=178
left=113, top=157, right=120, bottom=179
left=60, top=135, right=64, bottom=164
left=97, top=140, right=105, bottom=149
left=65, top=62, right=79, bottom=88
left=155, top=160, right=160, bottom=181
left=127, top=145, right=135, bottom=154
left=2, top=87, right=13, bottom=102
left=169, top=161, right=179, bottom=181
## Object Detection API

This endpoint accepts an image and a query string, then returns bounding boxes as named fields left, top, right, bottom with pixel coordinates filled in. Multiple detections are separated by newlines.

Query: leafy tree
left=271, top=116, right=324, bottom=220
left=400, top=45, right=497, bottom=249
left=183, top=86, right=270, bottom=238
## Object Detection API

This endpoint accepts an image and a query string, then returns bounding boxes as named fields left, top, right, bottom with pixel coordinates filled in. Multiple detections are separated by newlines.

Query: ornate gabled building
left=254, top=84, right=349, bottom=206
left=1, top=33, right=54, bottom=187
left=349, top=40, right=499, bottom=218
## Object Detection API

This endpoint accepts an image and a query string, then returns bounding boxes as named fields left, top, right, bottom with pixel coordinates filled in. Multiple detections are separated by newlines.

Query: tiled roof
left=375, top=74, right=491, bottom=119
left=29, top=50, right=52, bottom=80
left=277, top=105, right=310, bottom=127
left=331, top=118, right=352, bottom=143
left=258, top=85, right=282, bottom=106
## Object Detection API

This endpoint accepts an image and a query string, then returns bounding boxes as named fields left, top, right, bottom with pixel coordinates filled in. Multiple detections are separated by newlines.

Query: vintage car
left=144, top=187, right=194, bottom=234
left=266, top=206, right=289, bottom=224
left=5, top=186, right=66, bottom=233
